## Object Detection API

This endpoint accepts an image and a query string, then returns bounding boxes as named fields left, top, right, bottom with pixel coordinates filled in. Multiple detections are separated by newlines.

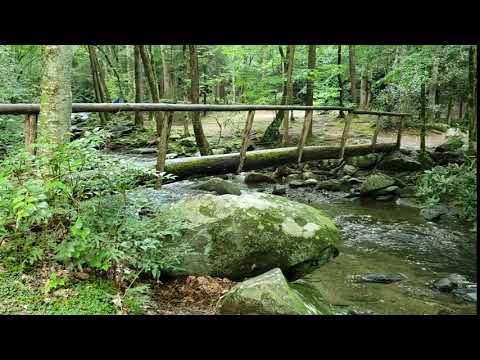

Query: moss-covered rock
left=376, top=151, right=423, bottom=172
left=217, top=268, right=331, bottom=315
left=346, top=154, right=380, bottom=169
left=161, top=192, right=341, bottom=280
left=359, top=174, right=396, bottom=195
left=244, top=172, right=276, bottom=184
left=194, top=178, right=241, bottom=196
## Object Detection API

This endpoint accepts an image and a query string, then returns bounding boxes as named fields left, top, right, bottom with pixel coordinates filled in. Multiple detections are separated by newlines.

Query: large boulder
left=359, top=174, right=396, bottom=195
left=376, top=151, right=423, bottom=172
left=217, top=268, right=330, bottom=315
left=161, top=192, right=341, bottom=280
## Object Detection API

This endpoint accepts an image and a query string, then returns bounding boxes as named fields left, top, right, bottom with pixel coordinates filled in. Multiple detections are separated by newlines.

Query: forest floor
left=172, top=110, right=449, bottom=150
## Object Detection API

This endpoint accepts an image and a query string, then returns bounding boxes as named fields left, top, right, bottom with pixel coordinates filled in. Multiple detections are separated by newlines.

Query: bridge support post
left=237, top=110, right=255, bottom=173
left=297, top=110, right=313, bottom=164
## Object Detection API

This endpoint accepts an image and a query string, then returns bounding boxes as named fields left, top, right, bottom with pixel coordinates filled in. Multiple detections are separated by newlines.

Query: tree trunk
left=459, top=97, right=464, bottom=121
left=133, top=45, right=146, bottom=128
left=306, top=45, right=316, bottom=140
left=127, top=45, right=136, bottom=102
left=24, top=113, right=38, bottom=155
left=428, top=50, right=440, bottom=123
left=360, top=67, right=369, bottom=109
left=337, top=45, right=345, bottom=118
left=160, top=45, right=174, bottom=99
left=262, top=46, right=290, bottom=143
left=420, top=82, right=427, bottom=155
left=165, top=143, right=396, bottom=179
left=88, top=45, right=111, bottom=124
left=189, top=45, right=210, bottom=155
left=37, top=45, right=74, bottom=156
left=446, top=96, right=452, bottom=125
left=348, top=45, right=358, bottom=106
left=468, top=45, right=476, bottom=154
left=282, top=45, right=295, bottom=146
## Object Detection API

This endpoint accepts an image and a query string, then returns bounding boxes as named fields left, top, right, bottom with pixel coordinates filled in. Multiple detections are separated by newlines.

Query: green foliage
left=416, top=162, right=477, bottom=220
left=0, top=130, right=186, bottom=282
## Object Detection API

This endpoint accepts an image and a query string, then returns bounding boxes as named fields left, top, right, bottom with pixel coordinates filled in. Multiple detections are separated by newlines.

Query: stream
left=106, top=151, right=477, bottom=315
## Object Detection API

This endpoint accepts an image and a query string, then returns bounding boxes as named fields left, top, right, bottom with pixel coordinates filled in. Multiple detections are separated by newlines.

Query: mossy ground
left=0, top=263, right=118, bottom=315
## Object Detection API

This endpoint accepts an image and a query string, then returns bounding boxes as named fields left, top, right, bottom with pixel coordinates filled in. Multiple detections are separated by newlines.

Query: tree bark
left=24, top=113, right=37, bottom=155
left=467, top=45, right=476, bottom=153
left=349, top=45, right=358, bottom=106
left=337, top=45, right=345, bottom=118
left=189, top=45, right=211, bottom=155
left=237, top=110, right=255, bottom=173
left=282, top=45, right=295, bottom=146
left=133, top=45, right=146, bottom=128
left=88, top=45, right=111, bottom=124
left=127, top=45, right=136, bottom=102
left=428, top=50, right=440, bottom=123
left=37, top=45, right=74, bottom=156
left=360, top=66, right=369, bottom=110
left=306, top=45, right=316, bottom=140
left=165, top=143, right=396, bottom=179
left=420, top=82, right=427, bottom=155
left=446, top=96, right=452, bottom=125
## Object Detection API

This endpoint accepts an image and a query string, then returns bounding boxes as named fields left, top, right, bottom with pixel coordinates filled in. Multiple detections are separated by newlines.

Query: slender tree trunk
left=349, top=45, right=358, bottom=106
left=459, top=97, right=464, bottom=122
left=360, top=66, right=369, bottom=109
left=337, top=45, right=345, bottom=118
left=306, top=45, right=316, bottom=139
left=37, top=45, right=74, bottom=156
left=127, top=45, right=135, bottom=102
left=262, top=46, right=290, bottom=143
left=446, top=96, right=453, bottom=125
left=428, top=51, right=440, bottom=123
left=420, top=82, right=427, bottom=155
left=467, top=45, right=476, bottom=154
left=160, top=45, right=174, bottom=99
left=133, top=45, right=146, bottom=128
left=282, top=45, right=295, bottom=146
left=189, top=45, right=210, bottom=155
left=87, top=45, right=111, bottom=124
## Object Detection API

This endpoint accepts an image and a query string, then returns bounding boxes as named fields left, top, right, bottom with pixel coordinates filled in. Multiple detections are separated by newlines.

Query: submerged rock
left=217, top=268, right=330, bottom=315
left=244, top=172, right=276, bottom=184
left=317, top=179, right=344, bottom=191
left=272, top=185, right=288, bottom=195
left=420, top=204, right=449, bottom=221
left=433, top=274, right=468, bottom=292
left=194, top=178, right=242, bottom=196
left=351, top=273, right=407, bottom=284
left=161, top=192, right=341, bottom=280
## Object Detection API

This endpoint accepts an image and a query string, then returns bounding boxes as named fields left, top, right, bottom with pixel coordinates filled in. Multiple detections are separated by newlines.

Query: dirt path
left=171, top=110, right=449, bottom=150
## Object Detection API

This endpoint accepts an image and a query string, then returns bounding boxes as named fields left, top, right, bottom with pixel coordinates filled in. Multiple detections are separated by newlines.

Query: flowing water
left=109, top=147, right=476, bottom=315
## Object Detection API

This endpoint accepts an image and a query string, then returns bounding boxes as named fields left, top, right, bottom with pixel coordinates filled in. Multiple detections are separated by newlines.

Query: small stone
left=304, top=179, right=318, bottom=186
left=420, top=204, right=449, bottom=221
left=244, top=172, right=276, bottom=184
left=343, top=164, right=358, bottom=176
left=73, top=272, right=90, bottom=280
left=272, top=185, right=288, bottom=195
left=289, top=180, right=306, bottom=188
left=351, top=273, right=407, bottom=284
left=166, top=153, right=178, bottom=159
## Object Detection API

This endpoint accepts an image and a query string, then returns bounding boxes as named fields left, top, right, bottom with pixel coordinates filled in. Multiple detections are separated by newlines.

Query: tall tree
left=189, top=45, right=211, bottom=155
left=306, top=45, right=316, bottom=140
left=337, top=45, right=345, bottom=118
left=349, top=45, right=358, bottom=106
left=428, top=47, right=441, bottom=123
left=467, top=45, right=476, bottom=154
left=37, top=45, right=74, bottom=155
left=420, top=82, right=427, bottom=156
left=127, top=45, right=136, bottom=102
left=133, top=45, right=146, bottom=128
left=87, top=45, right=111, bottom=124
left=282, top=45, right=295, bottom=146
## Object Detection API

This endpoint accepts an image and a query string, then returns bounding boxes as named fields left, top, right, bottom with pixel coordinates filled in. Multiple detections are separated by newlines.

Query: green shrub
left=0, top=129, right=189, bottom=282
left=416, top=162, right=477, bottom=220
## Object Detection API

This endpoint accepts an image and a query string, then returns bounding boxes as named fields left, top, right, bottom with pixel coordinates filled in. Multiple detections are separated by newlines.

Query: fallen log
left=164, top=143, right=396, bottom=178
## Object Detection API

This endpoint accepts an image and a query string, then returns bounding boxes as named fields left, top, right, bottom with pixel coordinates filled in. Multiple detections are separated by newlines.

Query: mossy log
left=164, top=143, right=396, bottom=178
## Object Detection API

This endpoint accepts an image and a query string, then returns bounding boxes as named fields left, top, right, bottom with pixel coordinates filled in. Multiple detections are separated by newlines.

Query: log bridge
left=0, top=103, right=410, bottom=180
